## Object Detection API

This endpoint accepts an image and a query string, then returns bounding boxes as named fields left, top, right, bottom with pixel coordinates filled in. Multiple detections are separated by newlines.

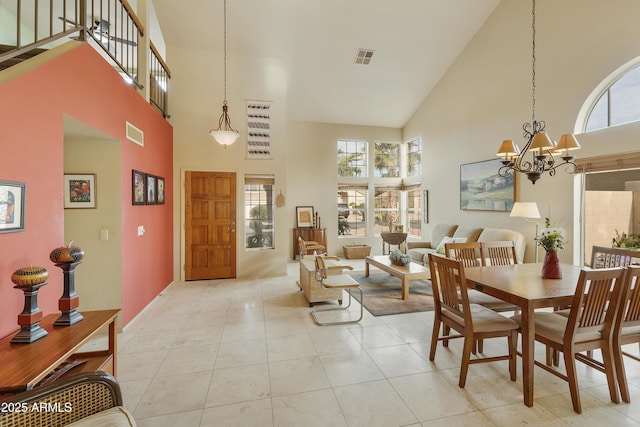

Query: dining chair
left=512, top=267, right=627, bottom=413
left=480, top=241, right=518, bottom=266
left=613, top=265, right=640, bottom=403
left=427, top=253, right=519, bottom=388
left=445, top=241, right=519, bottom=352
left=298, top=236, right=326, bottom=259
left=310, top=255, right=363, bottom=325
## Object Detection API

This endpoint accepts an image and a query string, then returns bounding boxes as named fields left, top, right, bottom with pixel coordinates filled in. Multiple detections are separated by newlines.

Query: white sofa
left=406, top=223, right=526, bottom=265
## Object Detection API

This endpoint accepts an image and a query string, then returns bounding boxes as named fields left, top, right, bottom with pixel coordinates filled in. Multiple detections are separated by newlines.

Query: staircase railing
left=0, top=0, right=170, bottom=118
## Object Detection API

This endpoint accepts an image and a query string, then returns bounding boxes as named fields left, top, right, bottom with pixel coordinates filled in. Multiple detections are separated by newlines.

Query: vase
left=542, top=250, right=562, bottom=279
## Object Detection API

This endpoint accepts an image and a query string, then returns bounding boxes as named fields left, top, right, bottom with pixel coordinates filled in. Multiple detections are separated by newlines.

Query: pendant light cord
left=531, top=0, right=536, bottom=124
left=223, top=0, right=228, bottom=103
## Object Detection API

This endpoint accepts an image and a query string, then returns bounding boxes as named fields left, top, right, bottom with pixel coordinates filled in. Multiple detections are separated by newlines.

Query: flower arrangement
left=536, top=217, right=567, bottom=252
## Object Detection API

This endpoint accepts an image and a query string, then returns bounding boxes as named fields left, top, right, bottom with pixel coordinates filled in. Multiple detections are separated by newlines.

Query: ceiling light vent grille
left=354, top=49, right=374, bottom=65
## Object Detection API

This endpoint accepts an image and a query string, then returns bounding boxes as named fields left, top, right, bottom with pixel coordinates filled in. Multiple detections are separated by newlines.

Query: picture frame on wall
left=423, top=190, right=429, bottom=223
left=460, top=158, right=515, bottom=211
left=132, top=170, right=146, bottom=205
left=146, top=174, right=157, bottom=205
left=0, top=180, right=25, bottom=233
left=63, top=174, right=96, bottom=209
left=157, top=177, right=165, bottom=205
left=296, top=206, right=314, bottom=228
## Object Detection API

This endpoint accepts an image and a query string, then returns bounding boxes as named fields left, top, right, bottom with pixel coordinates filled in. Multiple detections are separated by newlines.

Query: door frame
left=180, top=167, right=239, bottom=281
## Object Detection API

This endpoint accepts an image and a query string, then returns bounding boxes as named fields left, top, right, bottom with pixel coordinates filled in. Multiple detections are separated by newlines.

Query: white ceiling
left=152, top=0, right=501, bottom=128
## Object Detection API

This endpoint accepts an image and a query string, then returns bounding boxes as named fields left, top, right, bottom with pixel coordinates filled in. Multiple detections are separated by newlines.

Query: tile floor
left=116, top=260, right=640, bottom=426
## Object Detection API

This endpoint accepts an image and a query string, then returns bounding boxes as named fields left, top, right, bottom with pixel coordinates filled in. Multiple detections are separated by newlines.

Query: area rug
left=348, top=273, right=435, bottom=316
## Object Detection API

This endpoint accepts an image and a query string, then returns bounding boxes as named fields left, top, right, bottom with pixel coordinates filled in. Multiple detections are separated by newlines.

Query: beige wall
left=402, top=0, right=640, bottom=263
left=584, top=191, right=633, bottom=265
left=64, top=136, right=123, bottom=313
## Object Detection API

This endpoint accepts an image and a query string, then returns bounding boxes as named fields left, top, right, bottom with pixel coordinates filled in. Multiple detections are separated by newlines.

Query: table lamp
left=510, top=202, right=541, bottom=263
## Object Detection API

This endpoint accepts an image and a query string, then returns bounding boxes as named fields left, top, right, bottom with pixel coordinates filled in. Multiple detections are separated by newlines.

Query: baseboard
left=122, top=280, right=176, bottom=332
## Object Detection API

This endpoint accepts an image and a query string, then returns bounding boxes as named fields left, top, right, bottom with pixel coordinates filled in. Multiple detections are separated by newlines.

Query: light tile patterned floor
left=117, top=260, right=640, bottom=426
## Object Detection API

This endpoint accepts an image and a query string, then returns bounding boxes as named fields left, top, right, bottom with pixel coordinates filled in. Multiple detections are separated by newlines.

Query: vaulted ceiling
left=152, top=0, right=501, bottom=127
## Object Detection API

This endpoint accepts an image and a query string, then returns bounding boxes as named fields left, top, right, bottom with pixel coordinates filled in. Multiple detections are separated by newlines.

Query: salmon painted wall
left=0, top=43, right=173, bottom=337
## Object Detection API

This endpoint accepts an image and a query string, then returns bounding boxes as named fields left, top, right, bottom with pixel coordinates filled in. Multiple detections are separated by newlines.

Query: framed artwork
left=423, top=190, right=429, bottom=223
left=296, top=206, right=314, bottom=228
left=132, top=170, right=146, bottom=205
left=64, top=174, right=96, bottom=209
left=460, top=158, right=515, bottom=211
left=146, top=174, right=157, bottom=205
left=157, top=177, right=165, bottom=205
left=0, top=180, right=25, bottom=233
left=393, top=224, right=404, bottom=233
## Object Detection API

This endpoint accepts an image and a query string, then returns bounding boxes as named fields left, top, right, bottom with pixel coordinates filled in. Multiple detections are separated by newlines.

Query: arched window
left=583, top=59, right=640, bottom=132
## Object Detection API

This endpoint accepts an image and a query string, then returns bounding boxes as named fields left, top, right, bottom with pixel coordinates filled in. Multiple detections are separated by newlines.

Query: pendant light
left=210, top=0, right=239, bottom=147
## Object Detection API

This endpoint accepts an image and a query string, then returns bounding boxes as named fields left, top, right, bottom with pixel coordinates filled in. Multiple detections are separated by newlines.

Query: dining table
left=464, top=262, right=583, bottom=407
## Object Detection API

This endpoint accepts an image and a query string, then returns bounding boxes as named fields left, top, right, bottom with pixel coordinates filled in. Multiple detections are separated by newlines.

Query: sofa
left=1, top=371, right=136, bottom=426
left=406, top=223, right=526, bottom=265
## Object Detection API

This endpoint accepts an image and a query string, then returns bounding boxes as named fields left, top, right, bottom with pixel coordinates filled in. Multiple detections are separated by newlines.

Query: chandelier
left=210, top=0, right=239, bottom=147
left=496, top=0, right=580, bottom=184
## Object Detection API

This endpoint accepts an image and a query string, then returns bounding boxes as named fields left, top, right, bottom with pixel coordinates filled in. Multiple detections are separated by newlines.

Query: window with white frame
left=406, top=138, right=422, bottom=177
left=338, top=140, right=368, bottom=177
left=374, top=188, right=400, bottom=234
left=374, top=142, right=400, bottom=178
left=337, top=185, right=367, bottom=236
left=406, top=187, right=422, bottom=237
left=244, top=175, right=274, bottom=249
left=585, top=64, right=640, bottom=132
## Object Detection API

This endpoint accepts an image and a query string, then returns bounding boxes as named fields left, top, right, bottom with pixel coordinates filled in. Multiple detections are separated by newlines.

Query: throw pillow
left=435, top=236, right=468, bottom=254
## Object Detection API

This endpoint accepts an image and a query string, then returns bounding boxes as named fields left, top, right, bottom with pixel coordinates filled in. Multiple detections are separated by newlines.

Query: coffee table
left=364, top=255, right=431, bottom=300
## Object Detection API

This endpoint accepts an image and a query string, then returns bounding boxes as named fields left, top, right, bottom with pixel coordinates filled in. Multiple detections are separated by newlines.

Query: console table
left=293, top=228, right=327, bottom=259
left=0, top=309, right=119, bottom=394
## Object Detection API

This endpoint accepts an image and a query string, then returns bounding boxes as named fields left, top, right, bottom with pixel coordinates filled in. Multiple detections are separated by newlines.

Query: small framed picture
left=157, top=177, right=165, bottom=205
left=146, top=174, right=157, bottom=205
left=64, top=174, right=96, bottom=209
left=0, top=180, right=25, bottom=233
left=393, top=224, right=404, bottom=233
left=132, top=170, right=145, bottom=205
left=296, top=206, right=314, bottom=228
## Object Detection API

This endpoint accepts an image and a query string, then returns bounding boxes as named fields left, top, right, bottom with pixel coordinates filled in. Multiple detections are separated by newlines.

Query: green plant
left=338, top=217, right=350, bottom=235
left=612, top=230, right=640, bottom=249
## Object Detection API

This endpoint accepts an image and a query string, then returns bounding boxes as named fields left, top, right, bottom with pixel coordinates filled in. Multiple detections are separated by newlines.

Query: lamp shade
left=554, top=133, right=581, bottom=155
left=496, top=139, right=520, bottom=158
left=510, top=202, right=541, bottom=219
left=529, top=131, right=555, bottom=151
left=210, top=130, right=240, bottom=146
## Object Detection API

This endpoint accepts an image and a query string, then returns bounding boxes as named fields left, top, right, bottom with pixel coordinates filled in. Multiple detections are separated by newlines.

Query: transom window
left=374, top=142, right=400, bottom=178
left=585, top=64, right=640, bottom=132
left=338, top=140, right=367, bottom=177
left=407, top=138, right=422, bottom=177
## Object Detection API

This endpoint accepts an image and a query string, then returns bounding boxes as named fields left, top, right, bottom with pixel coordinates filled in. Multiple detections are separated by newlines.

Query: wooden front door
left=185, top=171, right=236, bottom=280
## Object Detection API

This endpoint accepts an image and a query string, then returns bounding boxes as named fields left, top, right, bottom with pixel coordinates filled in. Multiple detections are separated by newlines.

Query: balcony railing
left=0, top=0, right=170, bottom=118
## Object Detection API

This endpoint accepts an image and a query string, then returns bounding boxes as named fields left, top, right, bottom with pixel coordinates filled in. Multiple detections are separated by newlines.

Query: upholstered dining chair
left=613, top=265, right=640, bottom=403
left=480, top=241, right=518, bottom=266
left=445, top=241, right=519, bottom=353
left=298, top=236, right=326, bottom=259
left=427, top=253, right=519, bottom=388
left=512, top=267, right=627, bottom=413
left=311, top=255, right=363, bottom=326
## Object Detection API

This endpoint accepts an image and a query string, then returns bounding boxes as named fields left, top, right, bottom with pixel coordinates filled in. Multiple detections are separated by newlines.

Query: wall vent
left=354, top=49, right=374, bottom=65
left=126, top=121, right=144, bottom=146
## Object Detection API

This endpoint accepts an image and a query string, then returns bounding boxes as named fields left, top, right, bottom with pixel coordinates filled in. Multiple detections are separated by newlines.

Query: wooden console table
left=0, top=309, right=119, bottom=394
left=293, top=228, right=327, bottom=259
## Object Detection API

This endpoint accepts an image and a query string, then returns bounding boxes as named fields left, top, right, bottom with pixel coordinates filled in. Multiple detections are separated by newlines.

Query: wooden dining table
left=464, top=262, right=583, bottom=407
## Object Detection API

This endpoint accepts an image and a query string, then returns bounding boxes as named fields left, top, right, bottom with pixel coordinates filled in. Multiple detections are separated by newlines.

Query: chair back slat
left=622, top=266, right=640, bottom=323
left=445, top=242, right=482, bottom=267
left=566, top=268, right=626, bottom=340
left=590, top=246, right=639, bottom=268
left=480, top=241, right=518, bottom=266
left=429, top=253, right=467, bottom=320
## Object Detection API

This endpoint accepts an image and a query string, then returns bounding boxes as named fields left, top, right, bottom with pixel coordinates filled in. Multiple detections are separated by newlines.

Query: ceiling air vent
left=354, top=49, right=374, bottom=65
